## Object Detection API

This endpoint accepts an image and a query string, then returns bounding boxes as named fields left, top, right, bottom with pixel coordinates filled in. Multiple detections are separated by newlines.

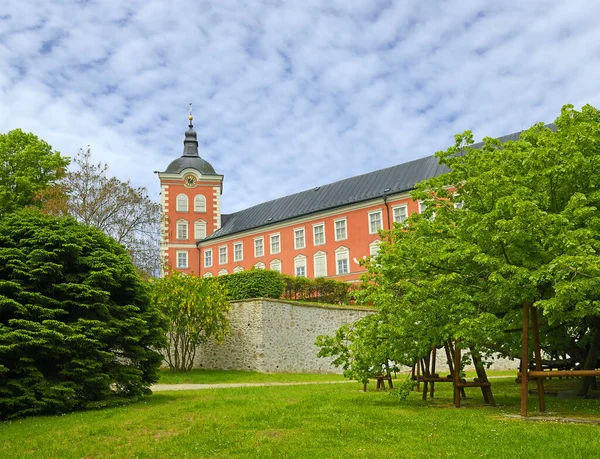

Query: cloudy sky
left=1, top=1, right=599, bottom=213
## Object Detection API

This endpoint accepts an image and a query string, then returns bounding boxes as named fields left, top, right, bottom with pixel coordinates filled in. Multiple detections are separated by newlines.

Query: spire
left=183, top=102, right=199, bottom=157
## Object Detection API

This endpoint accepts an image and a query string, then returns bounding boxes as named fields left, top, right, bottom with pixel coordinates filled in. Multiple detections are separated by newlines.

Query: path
left=151, top=380, right=357, bottom=391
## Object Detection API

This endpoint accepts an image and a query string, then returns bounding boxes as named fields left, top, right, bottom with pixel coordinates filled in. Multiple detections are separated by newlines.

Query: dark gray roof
left=201, top=125, right=553, bottom=242
left=164, top=156, right=217, bottom=175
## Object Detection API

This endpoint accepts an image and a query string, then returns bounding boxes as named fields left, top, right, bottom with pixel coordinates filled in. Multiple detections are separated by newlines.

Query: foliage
left=0, top=129, right=70, bottom=217
left=150, top=271, right=230, bottom=371
left=281, top=274, right=356, bottom=304
left=218, top=269, right=285, bottom=301
left=0, top=210, right=166, bottom=420
left=59, top=147, right=162, bottom=279
left=322, top=104, right=600, bottom=395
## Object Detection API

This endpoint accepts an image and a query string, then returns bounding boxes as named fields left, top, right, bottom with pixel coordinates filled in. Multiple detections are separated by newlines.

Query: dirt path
left=151, top=380, right=357, bottom=391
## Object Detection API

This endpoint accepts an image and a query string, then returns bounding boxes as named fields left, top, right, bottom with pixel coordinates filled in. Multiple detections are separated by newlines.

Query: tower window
left=194, top=194, right=206, bottom=212
left=176, top=194, right=189, bottom=212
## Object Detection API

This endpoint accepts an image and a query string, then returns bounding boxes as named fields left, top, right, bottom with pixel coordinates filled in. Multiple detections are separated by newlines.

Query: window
left=254, top=237, right=264, bottom=257
left=314, top=251, right=327, bottom=277
left=294, top=228, right=305, bottom=249
left=219, top=246, right=227, bottom=265
left=194, top=220, right=207, bottom=239
left=419, top=200, right=436, bottom=220
left=194, top=194, right=206, bottom=212
left=369, top=241, right=380, bottom=257
left=204, top=249, right=212, bottom=267
left=234, top=242, right=243, bottom=262
left=335, top=247, right=349, bottom=275
left=334, top=218, right=347, bottom=241
left=203, top=272, right=213, bottom=278
left=294, top=255, right=306, bottom=277
left=393, top=205, right=408, bottom=223
left=454, top=201, right=465, bottom=209
left=369, top=211, right=383, bottom=234
left=233, top=266, right=244, bottom=273
left=254, top=262, right=265, bottom=269
left=270, top=234, right=280, bottom=254
left=176, top=194, right=188, bottom=212
left=270, top=259, right=282, bottom=273
left=176, top=220, right=188, bottom=240
left=313, top=223, right=325, bottom=246
left=218, top=269, right=228, bottom=276
left=176, top=251, right=188, bottom=269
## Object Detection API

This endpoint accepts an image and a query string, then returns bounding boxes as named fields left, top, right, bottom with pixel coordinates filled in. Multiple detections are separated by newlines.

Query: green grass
left=1, top=376, right=599, bottom=458
left=157, top=369, right=347, bottom=385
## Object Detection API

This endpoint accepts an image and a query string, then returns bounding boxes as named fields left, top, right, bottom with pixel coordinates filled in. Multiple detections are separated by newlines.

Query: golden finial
left=188, top=103, right=193, bottom=121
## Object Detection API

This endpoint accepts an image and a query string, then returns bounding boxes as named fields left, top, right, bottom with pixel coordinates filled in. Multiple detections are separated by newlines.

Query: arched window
left=176, top=194, right=188, bottom=212
left=194, top=194, right=206, bottom=212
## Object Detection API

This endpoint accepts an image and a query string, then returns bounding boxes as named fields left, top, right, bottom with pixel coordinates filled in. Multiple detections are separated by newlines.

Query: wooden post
left=430, top=347, right=437, bottom=399
left=453, top=339, right=461, bottom=408
left=531, top=306, right=545, bottom=413
left=415, top=360, right=421, bottom=392
left=521, top=302, right=530, bottom=417
left=422, top=350, right=430, bottom=400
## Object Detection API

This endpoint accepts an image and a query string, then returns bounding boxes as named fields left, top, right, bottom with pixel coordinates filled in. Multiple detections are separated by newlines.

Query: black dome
left=164, top=156, right=217, bottom=175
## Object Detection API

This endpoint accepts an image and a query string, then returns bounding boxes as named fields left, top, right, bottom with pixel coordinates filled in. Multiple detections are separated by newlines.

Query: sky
left=1, top=0, right=599, bottom=213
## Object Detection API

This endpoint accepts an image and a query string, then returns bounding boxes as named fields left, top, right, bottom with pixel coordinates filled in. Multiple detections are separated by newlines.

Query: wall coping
left=230, top=297, right=375, bottom=313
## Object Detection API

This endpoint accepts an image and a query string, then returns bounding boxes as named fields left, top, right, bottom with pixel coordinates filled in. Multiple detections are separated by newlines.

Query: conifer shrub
left=217, top=269, right=285, bottom=301
left=0, top=210, right=166, bottom=419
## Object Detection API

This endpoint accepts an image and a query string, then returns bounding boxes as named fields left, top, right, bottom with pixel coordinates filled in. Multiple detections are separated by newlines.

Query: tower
left=158, top=105, right=224, bottom=274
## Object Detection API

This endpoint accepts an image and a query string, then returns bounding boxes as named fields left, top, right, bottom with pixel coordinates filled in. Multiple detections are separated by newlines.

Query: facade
left=159, top=114, right=524, bottom=280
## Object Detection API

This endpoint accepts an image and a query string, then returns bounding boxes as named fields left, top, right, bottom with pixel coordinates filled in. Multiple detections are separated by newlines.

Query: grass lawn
left=1, top=376, right=599, bottom=458
left=156, top=369, right=347, bottom=385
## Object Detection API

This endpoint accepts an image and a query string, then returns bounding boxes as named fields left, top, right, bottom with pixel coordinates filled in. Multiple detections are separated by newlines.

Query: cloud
left=1, top=0, right=600, bottom=211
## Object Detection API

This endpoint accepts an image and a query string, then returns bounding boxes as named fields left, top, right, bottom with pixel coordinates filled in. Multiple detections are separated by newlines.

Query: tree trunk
left=578, top=324, right=600, bottom=397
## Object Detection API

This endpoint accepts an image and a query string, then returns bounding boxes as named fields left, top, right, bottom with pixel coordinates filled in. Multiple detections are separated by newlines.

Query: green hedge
left=281, top=275, right=356, bottom=304
left=217, top=269, right=285, bottom=301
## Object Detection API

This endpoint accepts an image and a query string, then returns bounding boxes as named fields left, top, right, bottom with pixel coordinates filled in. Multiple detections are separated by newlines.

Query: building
left=158, top=111, right=524, bottom=281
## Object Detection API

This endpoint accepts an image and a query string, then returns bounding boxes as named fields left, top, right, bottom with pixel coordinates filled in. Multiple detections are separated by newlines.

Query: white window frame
left=313, top=223, right=325, bottom=246
left=335, top=246, right=349, bottom=275
left=194, top=194, right=206, bottom=213
left=203, top=272, right=213, bottom=278
left=254, top=262, right=265, bottom=270
left=233, top=242, right=243, bottom=262
left=294, top=227, right=305, bottom=250
left=218, top=269, right=228, bottom=276
left=233, top=266, right=244, bottom=273
left=176, top=194, right=188, bottom=212
left=270, top=233, right=280, bottom=254
left=313, top=251, right=327, bottom=278
left=270, top=259, right=282, bottom=273
left=204, top=249, right=212, bottom=268
left=334, top=217, right=347, bottom=241
left=254, top=237, right=264, bottom=258
left=176, top=250, right=188, bottom=269
left=219, top=245, right=228, bottom=265
left=368, top=210, right=383, bottom=234
left=294, top=255, right=307, bottom=277
left=419, top=200, right=436, bottom=220
left=176, top=220, right=188, bottom=240
left=392, top=205, right=408, bottom=224
left=369, top=240, right=380, bottom=257
left=194, top=220, right=207, bottom=240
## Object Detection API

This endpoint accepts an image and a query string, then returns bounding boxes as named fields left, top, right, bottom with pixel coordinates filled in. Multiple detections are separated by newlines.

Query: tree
left=331, top=104, right=600, bottom=396
left=0, top=129, right=70, bottom=217
left=61, top=147, right=162, bottom=279
left=150, top=271, right=230, bottom=371
left=0, top=210, right=166, bottom=420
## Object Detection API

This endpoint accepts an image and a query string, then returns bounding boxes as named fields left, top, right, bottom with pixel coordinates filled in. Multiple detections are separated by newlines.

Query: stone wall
left=192, top=298, right=518, bottom=373
left=194, top=299, right=373, bottom=373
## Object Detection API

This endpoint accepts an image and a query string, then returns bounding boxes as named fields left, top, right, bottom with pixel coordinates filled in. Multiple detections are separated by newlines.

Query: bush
left=281, top=275, right=356, bottom=304
left=0, top=210, right=166, bottom=419
left=218, top=269, right=285, bottom=301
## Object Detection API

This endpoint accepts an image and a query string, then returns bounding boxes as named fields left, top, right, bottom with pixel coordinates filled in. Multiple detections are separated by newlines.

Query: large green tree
left=324, top=104, right=600, bottom=396
left=0, top=210, right=166, bottom=419
left=0, top=129, right=70, bottom=217
left=150, top=271, right=230, bottom=371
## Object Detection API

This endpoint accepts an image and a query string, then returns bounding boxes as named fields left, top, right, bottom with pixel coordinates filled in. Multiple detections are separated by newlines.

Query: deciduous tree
left=150, top=271, right=230, bottom=371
